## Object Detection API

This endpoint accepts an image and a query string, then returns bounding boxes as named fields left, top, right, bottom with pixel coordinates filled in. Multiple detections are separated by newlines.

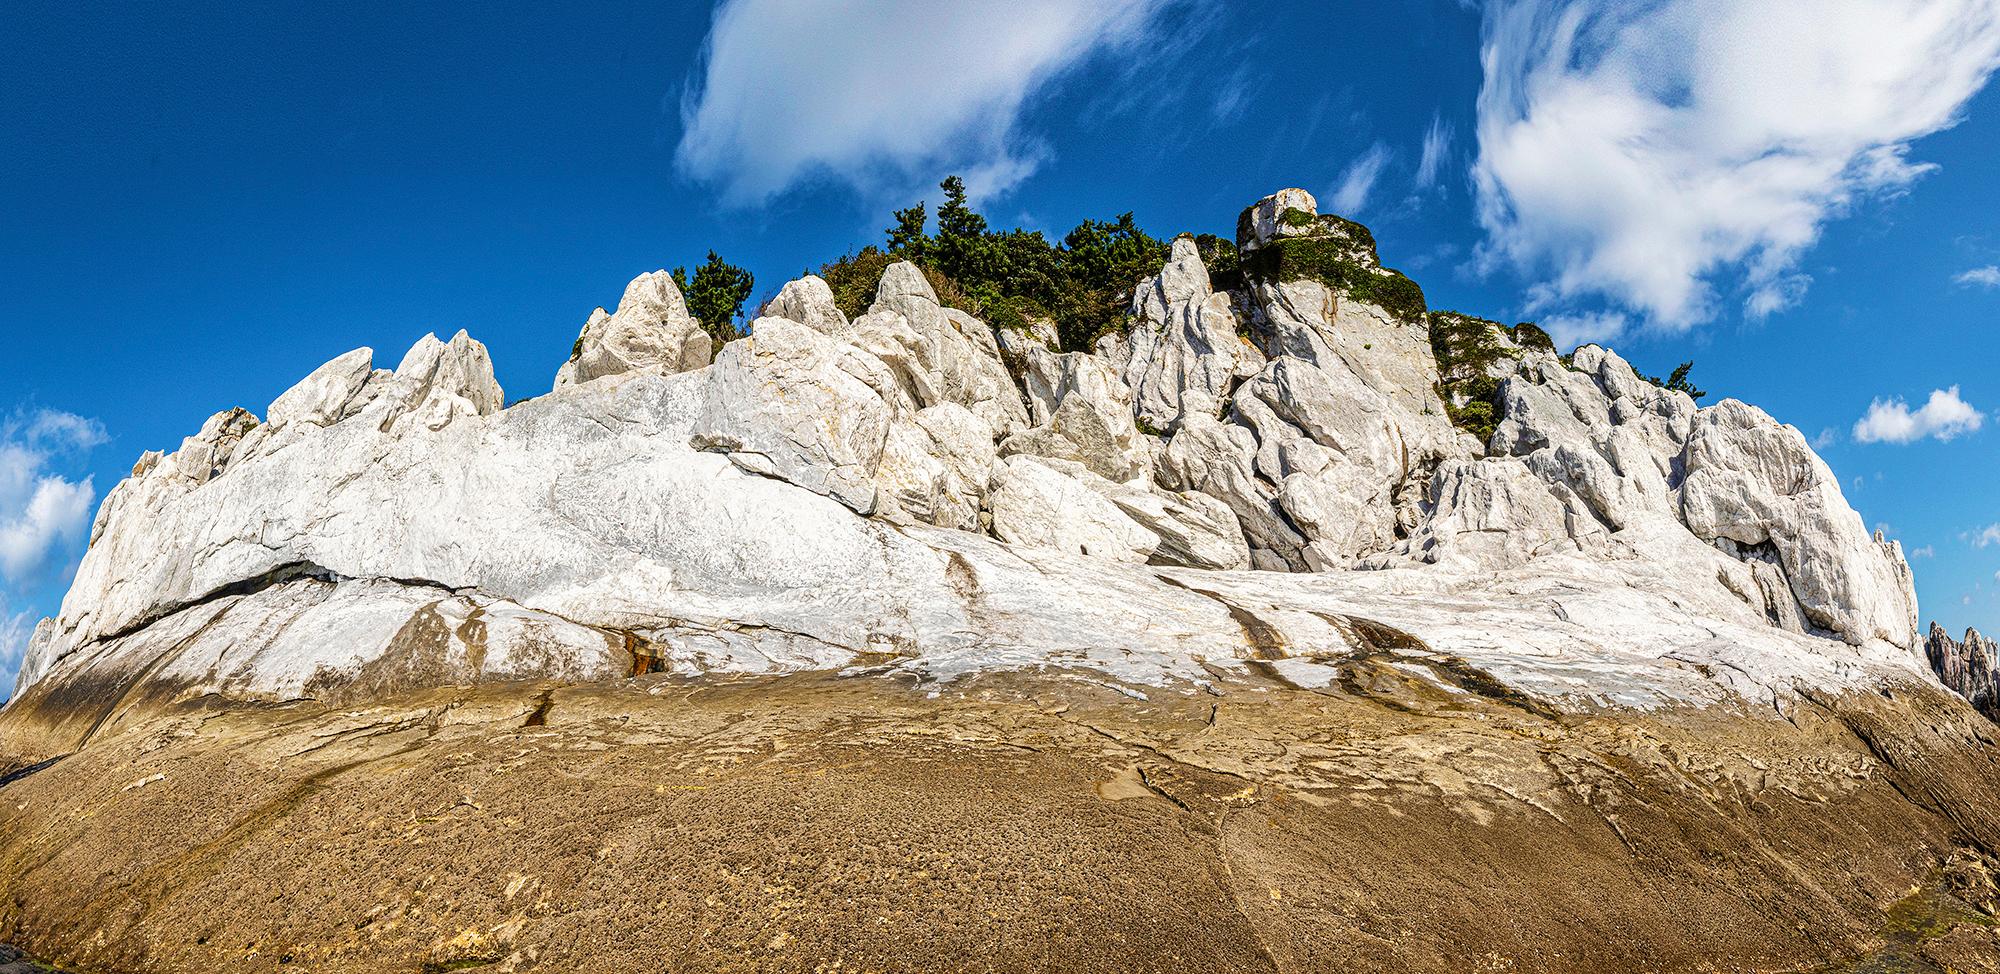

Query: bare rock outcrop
left=9, top=189, right=1925, bottom=728
left=1, top=187, right=1983, bottom=974
left=1115, top=235, right=1263, bottom=431
left=553, top=270, right=712, bottom=388
left=1927, top=623, right=2000, bottom=720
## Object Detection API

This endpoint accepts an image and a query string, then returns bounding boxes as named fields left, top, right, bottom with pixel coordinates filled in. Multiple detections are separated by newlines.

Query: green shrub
left=1243, top=237, right=1428, bottom=325
left=1194, top=233, right=1242, bottom=292
left=1428, top=311, right=1520, bottom=440
left=824, top=177, right=1166, bottom=352
left=671, top=251, right=755, bottom=348
left=1446, top=399, right=1498, bottom=443
left=1278, top=207, right=1316, bottom=228
left=1638, top=361, right=1709, bottom=401
left=1511, top=321, right=1555, bottom=353
left=819, top=246, right=894, bottom=319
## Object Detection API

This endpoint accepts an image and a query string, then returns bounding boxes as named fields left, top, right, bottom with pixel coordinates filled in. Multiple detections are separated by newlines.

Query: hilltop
left=1, top=189, right=1995, bottom=974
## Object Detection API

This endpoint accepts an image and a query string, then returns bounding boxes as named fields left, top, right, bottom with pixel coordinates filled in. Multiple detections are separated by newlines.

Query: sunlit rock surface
left=3, top=189, right=1981, bottom=974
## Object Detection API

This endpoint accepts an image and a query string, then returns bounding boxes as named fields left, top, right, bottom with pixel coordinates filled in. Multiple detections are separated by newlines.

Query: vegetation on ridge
left=1639, top=361, right=1709, bottom=402
left=1428, top=311, right=1556, bottom=443
left=820, top=176, right=1169, bottom=352
left=1237, top=207, right=1428, bottom=327
left=673, top=251, right=756, bottom=350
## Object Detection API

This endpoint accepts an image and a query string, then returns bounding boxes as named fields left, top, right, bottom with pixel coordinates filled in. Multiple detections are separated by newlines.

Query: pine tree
left=672, top=251, right=755, bottom=348
left=886, top=201, right=929, bottom=260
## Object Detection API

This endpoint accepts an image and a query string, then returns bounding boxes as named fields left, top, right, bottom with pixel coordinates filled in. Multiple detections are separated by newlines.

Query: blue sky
left=4, top=0, right=2000, bottom=693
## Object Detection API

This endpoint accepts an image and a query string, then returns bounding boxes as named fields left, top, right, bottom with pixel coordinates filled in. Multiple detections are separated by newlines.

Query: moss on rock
left=1245, top=237, right=1428, bottom=326
left=1428, top=310, right=1523, bottom=442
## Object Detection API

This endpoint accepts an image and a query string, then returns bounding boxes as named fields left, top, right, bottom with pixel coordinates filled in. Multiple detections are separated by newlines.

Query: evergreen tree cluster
left=821, top=176, right=1169, bottom=352
left=672, top=251, right=756, bottom=350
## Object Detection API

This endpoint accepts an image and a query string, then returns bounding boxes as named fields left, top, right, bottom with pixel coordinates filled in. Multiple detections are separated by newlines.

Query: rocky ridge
left=7, top=189, right=1923, bottom=733
left=0, top=188, right=1985, bottom=974
left=1928, top=623, right=2000, bottom=721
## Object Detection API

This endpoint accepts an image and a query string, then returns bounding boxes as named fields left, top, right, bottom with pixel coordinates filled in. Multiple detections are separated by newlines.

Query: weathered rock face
left=1118, top=235, right=1263, bottom=432
left=11, top=192, right=1925, bottom=720
left=552, top=270, right=712, bottom=388
left=1927, top=623, right=2000, bottom=721
left=0, top=188, right=1974, bottom=974
left=867, top=261, right=1030, bottom=436
left=1463, top=343, right=1920, bottom=649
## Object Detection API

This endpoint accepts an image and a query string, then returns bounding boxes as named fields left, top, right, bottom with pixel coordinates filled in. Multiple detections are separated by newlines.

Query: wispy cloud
left=0, top=409, right=102, bottom=581
left=1473, top=0, right=2000, bottom=328
left=1539, top=310, right=1628, bottom=351
left=1328, top=142, right=1392, bottom=216
left=1416, top=114, right=1453, bottom=190
left=1955, top=265, right=2000, bottom=288
left=1972, top=524, right=2000, bottom=547
left=0, top=601, right=29, bottom=679
left=1911, top=544, right=1936, bottom=558
left=1813, top=427, right=1838, bottom=449
left=1209, top=65, right=1258, bottom=125
left=1852, top=386, right=1986, bottom=444
left=675, top=0, right=1182, bottom=205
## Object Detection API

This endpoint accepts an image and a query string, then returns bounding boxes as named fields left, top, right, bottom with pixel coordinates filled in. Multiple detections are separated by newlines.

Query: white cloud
left=675, top=0, right=1179, bottom=205
left=0, top=409, right=102, bottom=582
left=1955, top=265, right=2000, bottom=287
left=1812, top=427, right=1838, bottom=449
left=1912, top=544, right=1936, bottom=558
left=1329, top=142, right=1392, bottom=216
left=1852, top=386, right=1986, bottom=444
left=1416, top=115, right=1453, bottom=189
left=0, top=603, right=28, bottom=675
left=1540, top=310, right=1628, bottom=350
left=1473, top=0, right=2000, bottom=328
left=0, top=478, right=94, bottom=580
left=1972, top=524, right=2000, bottom=547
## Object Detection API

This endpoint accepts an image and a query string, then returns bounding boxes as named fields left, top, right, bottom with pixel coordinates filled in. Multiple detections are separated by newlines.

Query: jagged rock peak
left=767, top=274, right=847, bottom=333
left=553, top=269, right=711, bottom=390
left=267, top=347, right=379, bottom=430
left=1927, top=623, right=2000, bottom=721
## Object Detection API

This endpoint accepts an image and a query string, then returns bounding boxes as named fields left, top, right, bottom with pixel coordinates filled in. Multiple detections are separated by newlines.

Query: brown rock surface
left=3, top=666, right=2000, bottom=973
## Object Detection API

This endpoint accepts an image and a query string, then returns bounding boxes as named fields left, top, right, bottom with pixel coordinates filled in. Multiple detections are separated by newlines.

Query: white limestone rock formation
left=1680, top=399, right=1918, bottom=645
left=987, top=455, right=1159, bottom=563
left=265, top=347, right=387, bottom=430
left=766, top=274, right=849, bottom=333
left=694, top=316, right=903, bottom=516
left=1004, top=350, right=1150, bottom=483
left=867, top=261, right=1029, bottom=436
left=1143, top=191, right=1467, bottom=571
left=994, top=314, right=1059, bottom=357
left=7, top=190, right=1930, bottom=739
left=1412, top=342, right=1922, bottom=649
left=553, top=269, right=712, bottom=388
left=1926, top=624, right=2000, bottom=720
left=1117, top=235, right=1263, bottom=431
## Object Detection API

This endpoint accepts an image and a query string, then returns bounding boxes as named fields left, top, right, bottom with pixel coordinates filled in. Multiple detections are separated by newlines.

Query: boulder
left=986, top=455, right=1158, bottom=563
left=868, top=262, right=1029, bottom=435
left=767, top=274, right=848, bottom=333
left=266, top=348, right=382, bottom=430
left=553, top=270, right=712, bottom=389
